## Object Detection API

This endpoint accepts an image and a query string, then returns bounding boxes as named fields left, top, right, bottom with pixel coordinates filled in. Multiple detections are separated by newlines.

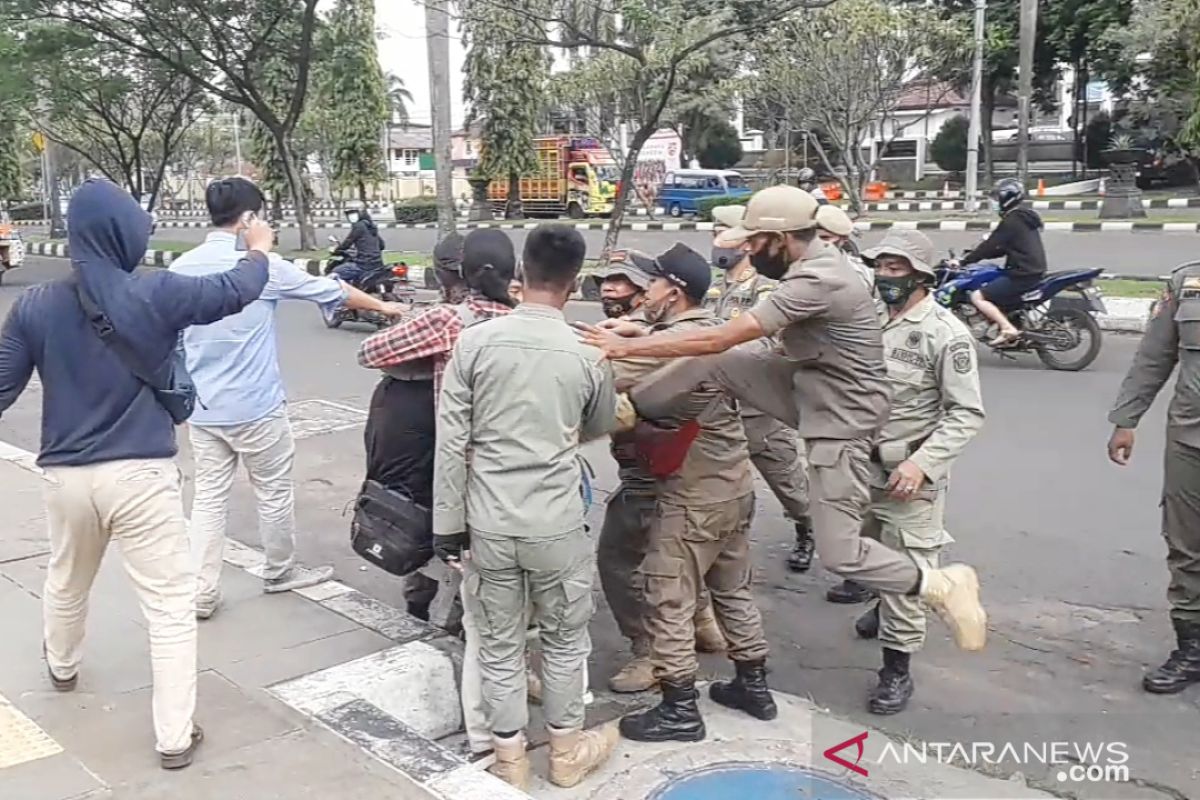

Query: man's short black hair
left=522, top=224, right=587, bottom=291
left=206, top=177, right=265, bottom=227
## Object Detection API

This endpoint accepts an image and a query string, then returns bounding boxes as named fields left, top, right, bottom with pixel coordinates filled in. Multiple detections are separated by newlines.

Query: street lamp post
left=964, top=0, right=986, bottom=214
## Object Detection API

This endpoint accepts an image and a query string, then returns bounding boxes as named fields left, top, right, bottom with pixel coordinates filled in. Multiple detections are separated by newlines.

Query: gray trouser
left=597, top=487, right=656, bottom=648
left=630, top=341, right=920, bottom=594
left=1164, top=438, right=1200, bottom=623
left=743, top=411, right=810, bottom=522
left=464, top=528, right=593, bottom=733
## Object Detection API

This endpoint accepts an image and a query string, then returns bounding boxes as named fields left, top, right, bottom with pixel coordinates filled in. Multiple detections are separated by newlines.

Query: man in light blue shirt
left=173, top=177, right=404, bottom=619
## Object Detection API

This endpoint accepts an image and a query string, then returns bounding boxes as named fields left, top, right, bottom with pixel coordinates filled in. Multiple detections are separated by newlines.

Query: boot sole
left=710, top=688, right=778, bottom=721
left=160, top=725, right=204, bottom=770
left=1142, top=677, right=1200, bottom=694
left=618, top=725, right=706, bottom=743
left=939, top=568, right=987, bottom=651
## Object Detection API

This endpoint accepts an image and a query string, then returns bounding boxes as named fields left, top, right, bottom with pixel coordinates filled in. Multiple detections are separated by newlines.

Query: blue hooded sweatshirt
left=0, top=179, right=270, bottom=467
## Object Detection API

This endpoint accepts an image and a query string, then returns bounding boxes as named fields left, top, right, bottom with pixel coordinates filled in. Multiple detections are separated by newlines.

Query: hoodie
left=0, top=180, right=270, bottom=467
left=960, top=206, right=1048, bottom=280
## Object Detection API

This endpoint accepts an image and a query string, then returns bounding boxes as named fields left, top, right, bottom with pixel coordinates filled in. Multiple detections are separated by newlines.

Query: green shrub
left=931, top=115, right=969, bottom=174
left=694, top=195, right=749, bottom=222
left=392, top=199, right=439, bottom=224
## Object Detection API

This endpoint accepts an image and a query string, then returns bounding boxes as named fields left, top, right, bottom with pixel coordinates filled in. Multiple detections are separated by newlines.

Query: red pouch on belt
left=632, top=419, right=701, bottom=478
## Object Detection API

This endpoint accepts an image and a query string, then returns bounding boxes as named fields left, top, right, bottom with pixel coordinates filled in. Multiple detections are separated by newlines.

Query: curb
left=21, top=240, right=1157, bottom=332
left=847, top=197, right=1200, bottom=213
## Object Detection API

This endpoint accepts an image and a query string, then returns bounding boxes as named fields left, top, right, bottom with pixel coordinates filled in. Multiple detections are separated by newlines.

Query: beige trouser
left=861, top=472, right=952, bottom=653
left=742, top=411, right=810, bottom=522
left=643, top=494, right=768, bottom=682
left=190, top=406, right=297, bottom=604
left=630, top=341, right=921, bottom=594
left=42, top=458, right=197, bottom=754
left=463, top=529, right=594, bottom=734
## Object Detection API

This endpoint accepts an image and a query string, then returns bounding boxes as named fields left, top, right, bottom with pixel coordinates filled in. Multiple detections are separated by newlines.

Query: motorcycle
left=322, top=236, right=416, bottom=330
left=934, top=255, right=1106, bottom=371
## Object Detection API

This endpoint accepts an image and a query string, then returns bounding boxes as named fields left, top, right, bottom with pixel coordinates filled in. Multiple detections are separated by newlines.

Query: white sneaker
left=263, top=565, right=335, bottom=594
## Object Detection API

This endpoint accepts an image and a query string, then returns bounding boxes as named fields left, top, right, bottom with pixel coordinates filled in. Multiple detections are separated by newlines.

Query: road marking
left=0, top=694, right=63, bottom=769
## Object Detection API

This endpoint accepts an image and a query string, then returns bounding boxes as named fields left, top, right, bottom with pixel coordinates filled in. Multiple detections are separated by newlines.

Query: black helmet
left=797, top=167, right=817, bottom=186
left=991, top=178, right=1026, bottom=214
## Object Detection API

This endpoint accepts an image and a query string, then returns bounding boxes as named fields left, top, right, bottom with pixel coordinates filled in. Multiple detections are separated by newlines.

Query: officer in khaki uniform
left=594, top=258, right=727, bottom=695
left=583, top=186, right=988, bottom=653
left=707, top=205, right=815, bottom=573
left=850, top=230, right=984, bottom=714
left=598, top=244, right=777, bottom=744
left=1108, top=259, right=1200, bottom=695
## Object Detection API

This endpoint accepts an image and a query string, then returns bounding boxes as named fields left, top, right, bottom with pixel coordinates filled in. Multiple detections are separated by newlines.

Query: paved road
left=0, top=256, right=1195, bottom=798
left=22, top=222, right=1200, bottom=278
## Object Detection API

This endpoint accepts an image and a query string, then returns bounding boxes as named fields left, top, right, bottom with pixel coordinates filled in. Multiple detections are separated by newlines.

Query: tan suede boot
left=547, top=724, right=620, bottom=788
left=608, top=655, right=656, bottom=693
left=920, top=564, right=987, bottom=651
left=694, top=605, right=727, bottom=653
left=488, top=732, right=531, bottom=791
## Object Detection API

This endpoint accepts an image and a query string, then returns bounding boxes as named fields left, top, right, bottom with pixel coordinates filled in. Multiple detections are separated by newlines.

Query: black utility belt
left=869, top=436, right=929, bottom=466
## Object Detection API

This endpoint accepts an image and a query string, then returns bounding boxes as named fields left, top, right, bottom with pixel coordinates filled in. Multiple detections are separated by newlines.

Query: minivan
left=657, top=169, right=752, bottom=217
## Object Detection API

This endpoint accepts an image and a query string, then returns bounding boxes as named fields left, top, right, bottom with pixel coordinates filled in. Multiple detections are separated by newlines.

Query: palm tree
left=386, top=73, right=413, bottom=129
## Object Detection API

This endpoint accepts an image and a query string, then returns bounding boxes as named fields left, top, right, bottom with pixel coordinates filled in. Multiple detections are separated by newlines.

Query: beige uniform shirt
left=1110, top=262, right=1200, bottom=449
left=877, top=294, right=985, bottom=485
left=707, top=266, right=777, bottom=322
left=748, top=239, right=891, bottom=440
left=434, top=304, right=617, bottom=538
left=613, top=307, right=753, bottom=506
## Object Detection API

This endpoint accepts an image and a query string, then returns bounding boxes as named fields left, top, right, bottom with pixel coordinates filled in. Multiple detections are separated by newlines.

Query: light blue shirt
left=171, top=231, right=347, bottom=426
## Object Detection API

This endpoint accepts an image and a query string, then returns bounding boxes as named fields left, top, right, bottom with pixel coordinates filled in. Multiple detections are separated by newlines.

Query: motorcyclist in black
left=958, top=178, right=1048, bottom=346
left=329, top=207, right=387, bottom=288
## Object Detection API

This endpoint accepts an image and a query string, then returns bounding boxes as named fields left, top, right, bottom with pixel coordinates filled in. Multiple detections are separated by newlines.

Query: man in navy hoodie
left=0, top=180, right=272, bottom=770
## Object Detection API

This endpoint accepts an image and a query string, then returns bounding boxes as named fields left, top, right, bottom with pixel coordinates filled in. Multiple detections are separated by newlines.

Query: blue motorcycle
left=934, top=258, right=1106, bottom=371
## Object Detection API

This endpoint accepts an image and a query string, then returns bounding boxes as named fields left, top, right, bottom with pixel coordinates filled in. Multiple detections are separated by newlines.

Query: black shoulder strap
left=72, top=276, right=165, bottom=391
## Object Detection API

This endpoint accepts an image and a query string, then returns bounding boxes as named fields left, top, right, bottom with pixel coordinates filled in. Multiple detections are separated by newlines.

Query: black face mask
left=750, top=246, right=790, bottom=280
left=710, top=246, right=744, bottom=271
left=875, top=274, right=923, bottom=307
left=601, top=295, right=638, bottom=319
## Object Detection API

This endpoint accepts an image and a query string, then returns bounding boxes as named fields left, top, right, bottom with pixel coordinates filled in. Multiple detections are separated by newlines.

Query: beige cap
left=711, top=204, right=746, bottom=230
left=816, top=204, right=854, bottom=237
left=861, top=229, right=937, bottom=277
left=713, top=185, right=819, bottom=247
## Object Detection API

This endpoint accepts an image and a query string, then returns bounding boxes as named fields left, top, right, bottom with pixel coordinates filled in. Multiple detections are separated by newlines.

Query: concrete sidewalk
left=1, top=453, right=1068, bottom=800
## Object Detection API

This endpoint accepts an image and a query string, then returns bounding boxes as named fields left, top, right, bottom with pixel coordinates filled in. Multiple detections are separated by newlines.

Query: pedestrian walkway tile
left=0, top=693, right=62, bottom=769
left=287, top=399, right=367, bottom=440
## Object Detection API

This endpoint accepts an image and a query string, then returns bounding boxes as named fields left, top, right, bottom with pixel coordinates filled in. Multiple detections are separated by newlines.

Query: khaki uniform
left=1110, top=263, right=1200, bottom=623
left=435, top=305, right=616, bottom=734
left=706, top=268, right=811, bottom=523
left=613, top=308, right=766, bottom=683
left=867, top=295, right=984, bottom=652
left=629, top=240, right=924, bottom=594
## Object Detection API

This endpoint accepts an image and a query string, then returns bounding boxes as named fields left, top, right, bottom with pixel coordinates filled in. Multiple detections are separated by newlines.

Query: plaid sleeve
left=357, top=305, right=462, bottom=369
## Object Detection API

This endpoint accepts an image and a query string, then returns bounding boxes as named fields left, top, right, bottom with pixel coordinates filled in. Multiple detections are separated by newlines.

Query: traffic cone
left=1037, top=178, right=1046, bottom=197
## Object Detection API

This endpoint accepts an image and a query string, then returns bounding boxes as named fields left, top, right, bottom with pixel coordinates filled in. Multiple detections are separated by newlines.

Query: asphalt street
left=22, top=221, right=1200, bottom=278
left=0, top=255, right=1195, bottom=798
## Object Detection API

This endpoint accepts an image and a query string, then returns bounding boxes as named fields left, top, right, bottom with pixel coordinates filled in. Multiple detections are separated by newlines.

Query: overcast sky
left=376, top=2, right=467, bottom=128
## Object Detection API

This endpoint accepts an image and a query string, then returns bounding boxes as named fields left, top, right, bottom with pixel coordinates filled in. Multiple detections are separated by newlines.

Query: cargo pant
left=861, top=465, right=954, bottom=652
left=630, top=340, right=921, bottom=594
left=463, top=528, right=593, bottom=734
left=742, top=411, right=809, bottom=522
left=1163, top=438, right=1200, bottom=623
left=643, top=494, right=768, bottom=682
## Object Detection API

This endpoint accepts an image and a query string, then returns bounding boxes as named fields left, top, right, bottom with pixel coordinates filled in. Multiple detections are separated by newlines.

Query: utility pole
left=964, top=0, right=986, bottom=214
left=426, top=0, right=455, bottom=235
left=1016, top=0, right=1039, bottom=184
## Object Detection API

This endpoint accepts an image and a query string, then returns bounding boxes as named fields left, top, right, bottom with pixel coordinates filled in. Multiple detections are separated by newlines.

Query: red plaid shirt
left=357, top=297, right=513, bottom=401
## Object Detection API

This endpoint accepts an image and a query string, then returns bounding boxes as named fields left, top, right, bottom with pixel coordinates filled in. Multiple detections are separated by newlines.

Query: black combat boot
left=868, top=648, right=914, bottom=715
left=826, top=579, right=876, bottom=604
left=619, top=679, right=706, bottom=742
left=855, top=600, right=880, bottom=639
left=709, top=659, right=778, bottom=721
left=1143, top=619, right=1200, bottom=694
left=786, top=518, right=815, bottom=573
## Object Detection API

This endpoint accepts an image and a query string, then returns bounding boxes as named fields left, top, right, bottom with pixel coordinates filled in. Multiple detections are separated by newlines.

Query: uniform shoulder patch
left=953, top=350, right=973, bottom=374
left=949, top=340, right=972, bottom=353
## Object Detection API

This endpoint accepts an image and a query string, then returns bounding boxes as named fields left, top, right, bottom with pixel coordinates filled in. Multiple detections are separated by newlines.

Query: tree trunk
left=1079, top=66, right=1090, bottom=180
left=505, top=172, right=524, bottom=219
left=1071, top=60, right=1084, bottom=178
left=273, top=129, right=316, bottom=250
left=981, top=79, right=996, bottom=186
left=358, top=178, right=368, bottom=205
left=601, top=125, right=653, bottom=263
